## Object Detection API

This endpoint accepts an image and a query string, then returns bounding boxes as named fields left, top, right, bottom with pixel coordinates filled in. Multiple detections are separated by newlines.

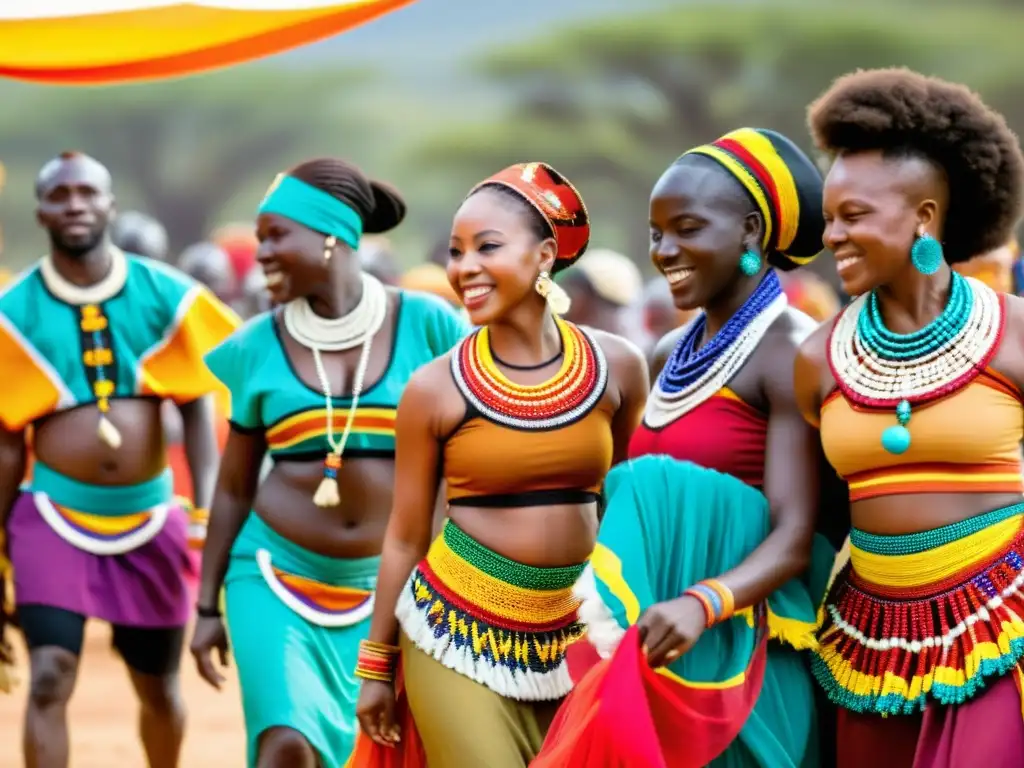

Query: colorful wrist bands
left=684, top=578, right=736, bottom=628
left=355, top=639, right=400, bottom=683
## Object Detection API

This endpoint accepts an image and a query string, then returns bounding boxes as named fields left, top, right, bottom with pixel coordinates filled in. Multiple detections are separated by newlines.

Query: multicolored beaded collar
left=450, top=316, right=608, bottom=430
left=644, top=269, right=787, bottom=428
left=828, top=273, right=1004, bottom=455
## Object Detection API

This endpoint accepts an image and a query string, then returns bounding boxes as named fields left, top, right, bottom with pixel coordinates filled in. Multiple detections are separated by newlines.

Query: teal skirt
left=580, top=455, right=833, bottom=767
left=225, top=513, right=380, bottom=767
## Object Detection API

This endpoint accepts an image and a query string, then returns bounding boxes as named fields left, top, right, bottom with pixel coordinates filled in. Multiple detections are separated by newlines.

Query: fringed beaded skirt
left=395, top=519, right=586, bottom=701
left=813, top=501, right=1024, bottom=716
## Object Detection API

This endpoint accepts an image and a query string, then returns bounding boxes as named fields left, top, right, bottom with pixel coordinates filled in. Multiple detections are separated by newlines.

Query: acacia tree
left=0, top=65, right=376, bottom=262
left=412, top=1, right=1024, bottom=277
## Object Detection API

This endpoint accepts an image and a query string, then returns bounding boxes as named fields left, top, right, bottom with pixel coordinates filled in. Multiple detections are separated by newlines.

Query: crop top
left=819, top=369, right=1024, bottom=503
left=0, top=254, right=238, bottom=431
left=443, top=323, right=615, bottom=507
left=205, top=290, right=469, bottom=460
left=628, top=387, right=768, bottom=488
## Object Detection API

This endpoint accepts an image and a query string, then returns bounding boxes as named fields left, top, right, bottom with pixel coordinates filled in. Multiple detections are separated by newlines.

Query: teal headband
left=257, top=173, right=363, bottom=249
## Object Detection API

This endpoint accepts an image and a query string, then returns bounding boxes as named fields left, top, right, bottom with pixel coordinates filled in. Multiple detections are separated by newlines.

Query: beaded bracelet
left=354, top=639, right=400, bottom=683
left=683, top=578, right=736, bottom=628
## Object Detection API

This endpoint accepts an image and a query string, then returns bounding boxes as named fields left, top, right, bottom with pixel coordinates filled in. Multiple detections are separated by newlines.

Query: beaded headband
left=470, top=162, right=591, bottom=269
left=681, top=128, right=825, bottom=271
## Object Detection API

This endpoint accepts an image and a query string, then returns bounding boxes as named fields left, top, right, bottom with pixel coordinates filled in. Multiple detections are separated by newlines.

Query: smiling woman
left=796, top=68, right=1024, bottom=768
left=191, top=156, right=468, bottom=768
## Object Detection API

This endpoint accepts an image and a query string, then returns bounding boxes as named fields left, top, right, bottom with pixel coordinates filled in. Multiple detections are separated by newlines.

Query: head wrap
left=680, top=128, right=825, bottom=271
left=258, top=173, right=363, bottom=249
left=470, top=162, right=590, bottom=271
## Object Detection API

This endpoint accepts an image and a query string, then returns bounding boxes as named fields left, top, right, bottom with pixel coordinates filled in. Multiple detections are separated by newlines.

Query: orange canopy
left=0, top=1, right=417, bottom=85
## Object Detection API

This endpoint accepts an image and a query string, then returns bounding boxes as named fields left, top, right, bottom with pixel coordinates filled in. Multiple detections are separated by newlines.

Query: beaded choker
left=451, top=317, right=607, bottom=430
left=644, top=269, right=787, bottom=428
left=828, top=274, right=1004, bottom=456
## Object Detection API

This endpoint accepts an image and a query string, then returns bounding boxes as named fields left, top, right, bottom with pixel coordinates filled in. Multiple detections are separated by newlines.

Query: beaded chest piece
left=828, top=274, right=1004, bottom=455
left=450, top=316, right=608, bottom=430
left=644, top=269, right=787, bottom=428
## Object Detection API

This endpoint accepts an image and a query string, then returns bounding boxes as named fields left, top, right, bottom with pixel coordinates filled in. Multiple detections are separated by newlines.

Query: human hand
left=356, top=679, right=401, bottom=747
left=636, top=594, right=708, bottom=667
left=189, top=615, right=230, bottom=689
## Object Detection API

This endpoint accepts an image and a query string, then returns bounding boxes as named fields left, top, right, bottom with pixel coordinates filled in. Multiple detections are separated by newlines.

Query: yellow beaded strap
left=354, top=639, right=400, bottom=683
left=79, top=304, right=122, bottom=449
left=451, top=316, right=609, bottom=430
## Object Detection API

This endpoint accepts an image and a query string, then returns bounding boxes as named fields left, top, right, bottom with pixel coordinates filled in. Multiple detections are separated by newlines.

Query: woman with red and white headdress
left=350, top=163, right=649, bottom=767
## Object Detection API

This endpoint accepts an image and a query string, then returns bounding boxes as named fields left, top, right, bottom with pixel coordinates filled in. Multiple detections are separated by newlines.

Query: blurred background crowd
left=0, top=0, right=1020, bottom=356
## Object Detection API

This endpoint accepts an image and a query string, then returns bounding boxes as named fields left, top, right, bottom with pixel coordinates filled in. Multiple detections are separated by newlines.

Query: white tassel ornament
left=97, top=414, right=123, bottom=449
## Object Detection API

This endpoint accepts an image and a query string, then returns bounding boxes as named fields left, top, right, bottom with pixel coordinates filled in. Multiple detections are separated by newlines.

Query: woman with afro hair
left=795, top=68, right=1024, bottom=767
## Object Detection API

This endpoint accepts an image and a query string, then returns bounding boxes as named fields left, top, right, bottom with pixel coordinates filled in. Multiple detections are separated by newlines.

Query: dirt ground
left=0, top=621, right=245, bottom=767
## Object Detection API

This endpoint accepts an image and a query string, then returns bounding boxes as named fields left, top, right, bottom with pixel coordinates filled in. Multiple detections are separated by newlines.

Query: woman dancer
left=352, top=162, right=649, bottom=767
left=190, top=158, right=468, bottom=768
left=796, top=68, right=1024, bottom=767
left=536, top=129, right=834, bottom=767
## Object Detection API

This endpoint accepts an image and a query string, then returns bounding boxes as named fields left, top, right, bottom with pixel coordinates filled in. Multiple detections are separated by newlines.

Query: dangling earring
left=738, top=250, right=762, bottom=277
left=535, top=270, right=571, bottom=315
left=911, top=229, right=943, bottom=275
left=323, top=235, right=337, bottom=262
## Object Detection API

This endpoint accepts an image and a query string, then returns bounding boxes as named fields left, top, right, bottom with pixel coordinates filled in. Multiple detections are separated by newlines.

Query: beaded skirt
left=395, top=519, right=586, bottom=702
left=813, top=502, right=1024, bottom=716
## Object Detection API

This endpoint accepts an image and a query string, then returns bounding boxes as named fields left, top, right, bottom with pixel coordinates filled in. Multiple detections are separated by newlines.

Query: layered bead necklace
left=828, top=273, right=1003, bottom=455
left=39, top=247, right=129, bottom=449
left=283, top=272, right=388, bottom=506
left=644, top=269, right=787, bottom=428
left=451, top=316, right=607, bottom=430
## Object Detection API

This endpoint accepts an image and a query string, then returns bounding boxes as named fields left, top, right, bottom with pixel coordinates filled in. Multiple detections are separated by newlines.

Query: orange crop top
left=443, top=398, right=615, bottom=507
left=819, top=369, right=1024, bottom=502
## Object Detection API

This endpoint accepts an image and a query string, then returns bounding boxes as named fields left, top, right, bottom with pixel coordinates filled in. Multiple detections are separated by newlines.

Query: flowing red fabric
left=346, top=671, right=426, bottom=768
left=532, top=625, right=768, bottom=768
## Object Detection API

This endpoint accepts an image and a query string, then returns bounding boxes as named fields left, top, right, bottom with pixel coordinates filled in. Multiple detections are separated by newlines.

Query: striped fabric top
left=820, top=369, right=1024, bottom=503
left=0, top=255, right=239, bottom=431
left=205, top=289, right=469, bottom=461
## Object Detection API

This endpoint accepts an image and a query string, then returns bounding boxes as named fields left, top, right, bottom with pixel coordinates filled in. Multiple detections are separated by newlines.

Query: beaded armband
left=354, top=639, right=400, bottom=683
left=684, top=578, right=736, bottom=628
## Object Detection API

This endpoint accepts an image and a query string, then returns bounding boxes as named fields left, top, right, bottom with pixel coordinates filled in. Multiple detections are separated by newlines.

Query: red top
left=628, top=388, right=768, bottom=488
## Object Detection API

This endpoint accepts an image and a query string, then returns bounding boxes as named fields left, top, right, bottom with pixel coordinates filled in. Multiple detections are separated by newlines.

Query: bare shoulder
left=399, top=352, right=464, bottom=433
left=587, top=327, right=650, bottom=394
left=588, top=327, right=646, bottom=370
left=763, top=306, right=819, bottom=357
left=648, top=321, right=695, bottom=382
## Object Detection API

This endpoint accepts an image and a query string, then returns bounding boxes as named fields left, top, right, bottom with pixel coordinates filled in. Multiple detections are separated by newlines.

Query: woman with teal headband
left=189, top=157, right=469, bottom=768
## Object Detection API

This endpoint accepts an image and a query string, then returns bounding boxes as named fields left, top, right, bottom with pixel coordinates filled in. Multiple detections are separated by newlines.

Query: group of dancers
left=1, top=65, right=1023, bottom=768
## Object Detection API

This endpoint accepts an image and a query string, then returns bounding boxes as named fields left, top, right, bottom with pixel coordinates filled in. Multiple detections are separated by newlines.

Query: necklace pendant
left=312, top=453, right=343, bottom=508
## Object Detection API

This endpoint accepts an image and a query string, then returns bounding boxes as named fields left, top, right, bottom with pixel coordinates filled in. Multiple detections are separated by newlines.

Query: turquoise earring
left=911, top=232, right=943, bottom=276
left=738, top=250, right=761, bottom=277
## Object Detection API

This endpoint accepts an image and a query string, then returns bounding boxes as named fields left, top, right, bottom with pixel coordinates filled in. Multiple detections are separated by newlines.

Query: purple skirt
left=9, top=491, right=196, bottom=627
left=836, top=671, right=1024, bottom=768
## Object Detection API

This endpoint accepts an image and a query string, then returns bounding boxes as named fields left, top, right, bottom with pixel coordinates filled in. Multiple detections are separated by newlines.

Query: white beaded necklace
left=282, top=272, right=387, bottom=507
left=644, top=293, right=787, bottom=428
left=39, top=246, right=128, bottom=305
left=828, top=277, right=1001, bottom=403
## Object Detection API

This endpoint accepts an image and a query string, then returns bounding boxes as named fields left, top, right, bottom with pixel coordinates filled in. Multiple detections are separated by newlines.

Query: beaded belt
left=813, top=502, right=1024, bottom=715
left=395, top=520, right=585, bottom=701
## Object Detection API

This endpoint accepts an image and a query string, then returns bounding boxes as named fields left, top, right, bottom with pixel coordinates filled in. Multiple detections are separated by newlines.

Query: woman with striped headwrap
left=534, top=129, right=838, bottom=767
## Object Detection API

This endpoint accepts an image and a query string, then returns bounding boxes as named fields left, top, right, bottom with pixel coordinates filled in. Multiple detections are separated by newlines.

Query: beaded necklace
left=828, top=274, right=1003, bottom=455
left=644, top=269, right=787, bottom=428
left=40, top=247, right=129, bottom=449
left=282, top=273, right=388, bottom=506
left=451, top=316, right=607, bottom=430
